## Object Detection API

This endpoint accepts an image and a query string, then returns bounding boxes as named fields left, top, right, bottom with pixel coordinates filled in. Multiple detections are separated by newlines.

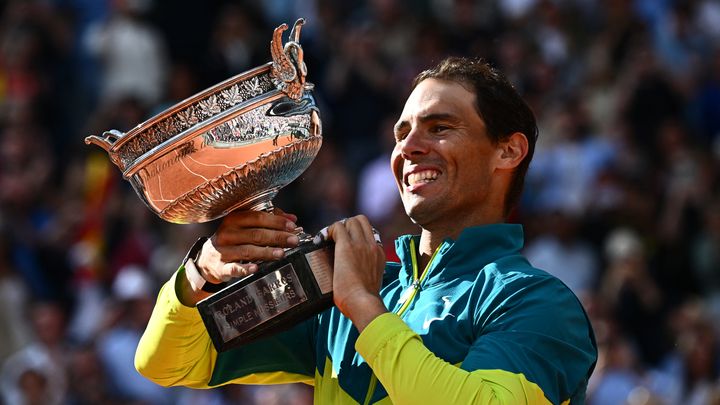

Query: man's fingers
left=343, top=217, right=367, bottom=242
left=273, top=207, right=298, bottom=223
left=217, top=244, right=287, bottom=263
left=334, top=216, right=377, bottom=245
left=203, top=262, right=258, bottom=283
left=215, top=212, right=298, bottom=250
left=223, top=210, right=297, bottom=232
left=215, top=227, right=299, bottom=248
left=327, top=220, right=349, bottom=244
left=222, top=262, right=258, bottom=281
left=353, top=215, right=378, bottom=245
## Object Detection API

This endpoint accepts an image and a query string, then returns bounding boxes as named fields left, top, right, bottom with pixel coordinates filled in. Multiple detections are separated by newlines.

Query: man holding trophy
left=105, top=20, right=596, bottom=405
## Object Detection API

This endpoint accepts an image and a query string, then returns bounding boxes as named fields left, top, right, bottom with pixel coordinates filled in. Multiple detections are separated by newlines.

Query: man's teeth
left=408, top=170, right=439, bottom=186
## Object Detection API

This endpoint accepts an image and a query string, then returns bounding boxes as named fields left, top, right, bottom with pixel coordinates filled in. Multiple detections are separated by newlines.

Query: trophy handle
left=84, top=129, right=126, bottom=153
left=255, top=200, right=275, bottom=213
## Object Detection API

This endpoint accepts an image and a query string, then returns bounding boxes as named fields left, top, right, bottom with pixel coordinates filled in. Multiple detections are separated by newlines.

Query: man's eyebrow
left=394, top=113, right=460, bottom=134
left=420, top=113, right=461, bottom=123
left=393, top=120, right=409, bottom=134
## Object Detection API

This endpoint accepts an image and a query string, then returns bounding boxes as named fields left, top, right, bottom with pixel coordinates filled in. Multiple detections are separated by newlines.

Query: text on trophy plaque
left=208, top=264, right=308, bottom=343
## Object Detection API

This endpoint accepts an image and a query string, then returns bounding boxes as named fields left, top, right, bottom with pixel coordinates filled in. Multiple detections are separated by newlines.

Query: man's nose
left=399, top=128, right=429, bottom=158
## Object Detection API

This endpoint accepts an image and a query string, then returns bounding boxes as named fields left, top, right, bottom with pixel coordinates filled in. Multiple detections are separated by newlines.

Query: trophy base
left=197, top=239, right=334, bottom=352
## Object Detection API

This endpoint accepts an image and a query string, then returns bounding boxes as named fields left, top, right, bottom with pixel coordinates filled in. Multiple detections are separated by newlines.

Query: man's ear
left=496, top=132, right=529, bottom=170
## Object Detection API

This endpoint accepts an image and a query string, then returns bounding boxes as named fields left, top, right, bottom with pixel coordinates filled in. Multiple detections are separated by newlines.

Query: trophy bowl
left=85, top=19, right=321, bottom=224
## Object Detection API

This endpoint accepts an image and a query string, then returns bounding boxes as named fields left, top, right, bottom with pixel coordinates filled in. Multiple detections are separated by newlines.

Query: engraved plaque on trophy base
left=197, top=240, right=334, bottom=352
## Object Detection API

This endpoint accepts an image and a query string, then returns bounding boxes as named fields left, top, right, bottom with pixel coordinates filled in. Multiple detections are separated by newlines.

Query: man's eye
left=431, top=125, right=449, bottom=133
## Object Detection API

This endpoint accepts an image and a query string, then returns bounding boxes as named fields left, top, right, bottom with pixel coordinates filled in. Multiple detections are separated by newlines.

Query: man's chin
left=403, top=201, right=437, bottom=227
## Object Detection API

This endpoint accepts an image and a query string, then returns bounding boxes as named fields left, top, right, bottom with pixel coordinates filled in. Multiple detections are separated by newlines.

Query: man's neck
left=417, top=226, right=474, bottom=272
left=417, top=229, right=443, bottom=271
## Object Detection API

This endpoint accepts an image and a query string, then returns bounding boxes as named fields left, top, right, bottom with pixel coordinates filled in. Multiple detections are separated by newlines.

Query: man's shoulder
left=474, top=254, right=586, bottom=313
left=481, top=254, right=560, bottom=286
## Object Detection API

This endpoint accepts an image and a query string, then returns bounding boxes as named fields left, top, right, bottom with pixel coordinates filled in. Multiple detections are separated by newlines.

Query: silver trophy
left=86, top=19, right=338, bottom=351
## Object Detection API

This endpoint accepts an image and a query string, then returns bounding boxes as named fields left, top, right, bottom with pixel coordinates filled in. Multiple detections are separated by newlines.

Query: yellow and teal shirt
left=135, top=224, right=597, bottom=404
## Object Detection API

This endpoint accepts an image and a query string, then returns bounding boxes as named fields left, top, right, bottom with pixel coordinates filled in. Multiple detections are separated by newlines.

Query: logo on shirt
left=422, top=313, right=455, bottom=330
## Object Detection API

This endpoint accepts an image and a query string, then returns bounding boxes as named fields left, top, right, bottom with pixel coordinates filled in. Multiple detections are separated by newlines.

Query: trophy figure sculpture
left=86, top=19, right=348, bottom=352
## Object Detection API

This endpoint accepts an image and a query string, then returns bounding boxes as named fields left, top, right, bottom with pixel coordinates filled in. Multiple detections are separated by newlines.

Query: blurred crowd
left=0, top=0, right=719, bottom=404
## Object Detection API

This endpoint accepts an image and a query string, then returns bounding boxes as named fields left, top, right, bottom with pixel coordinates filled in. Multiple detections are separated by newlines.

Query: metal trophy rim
left=122, top=80, right=315, bottom=178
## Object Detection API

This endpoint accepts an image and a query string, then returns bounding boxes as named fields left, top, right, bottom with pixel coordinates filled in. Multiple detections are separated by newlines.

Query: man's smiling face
left=391, top=78, right=502, bottom=231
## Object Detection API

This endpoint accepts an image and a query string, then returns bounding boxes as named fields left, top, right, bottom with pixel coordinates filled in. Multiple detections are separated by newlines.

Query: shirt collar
left=394, top=223, right=525, bottom=286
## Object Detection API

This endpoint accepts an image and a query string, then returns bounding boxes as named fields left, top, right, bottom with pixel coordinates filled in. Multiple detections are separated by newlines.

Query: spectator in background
left=2, top=359, right=60, bottom=405
left=533, top=1, right=570, bottom=69
left=622, top=49, right=684, bottom=158
left=600, top=228, right=669, bottom=367
left=587, top=331, right=653, bottom=405
left=356, top=115, right=403, bottom=225
left=96, top=265, right=178, bottom=404
left=524, top=211, right=599, bottom=297
left=204, top=4, right=264, bottom=86
left=655, top=302, right=720, bottom=405
left=322, top=19, right=396, bottom=170
left=151, top=62, right=201, bottom=113
left=0, top=301, right=69, bottom=405
left=650, top=2, right=709, bottom=84
left=692, top=198, right=720, bottom=315
left=150, top=223, right=212, bottom=282
left=0, top=123, right=74, bottom=305
left=691, top=213, right=720, bottom=363
left=689, top=48, right=720, bottom=146
left=656, top=120, right=709, bottom=243
left=527, top=99, right=616, bottom=216
left=652, top=119, right=707, bottom=309
left=289, top=140, right=355, bottom=233
left=65, top=343, right=119, bottom=405
left=0, top=228, right=32, bottom=364
left=84, top=0, right=168, bottom=107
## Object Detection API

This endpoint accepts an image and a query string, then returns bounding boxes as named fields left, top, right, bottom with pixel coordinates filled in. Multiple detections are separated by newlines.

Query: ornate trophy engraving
left=85, top=19, right=344, bottom=352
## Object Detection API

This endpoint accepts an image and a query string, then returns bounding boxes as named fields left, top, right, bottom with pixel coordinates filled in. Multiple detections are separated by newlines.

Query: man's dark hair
left=412, top=57, right=538, bottom=216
